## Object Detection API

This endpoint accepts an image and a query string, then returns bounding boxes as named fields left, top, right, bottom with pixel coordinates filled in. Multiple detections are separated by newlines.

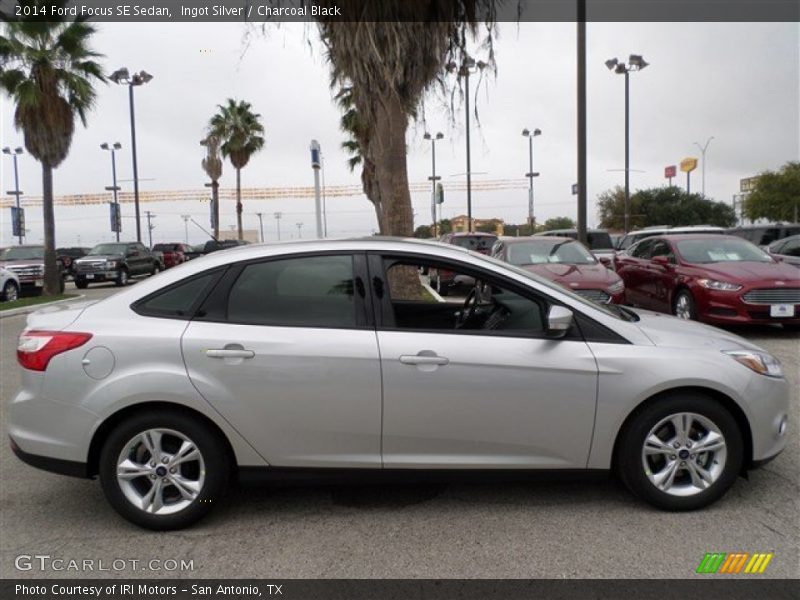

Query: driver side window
left=382, top=258, right=546, bottom=335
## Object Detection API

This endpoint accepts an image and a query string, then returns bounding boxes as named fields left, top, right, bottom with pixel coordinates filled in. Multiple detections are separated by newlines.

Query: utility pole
left=522, top=128, right=542, bottom=232
left=256, top=212, right=265, bottom=243
left=296, top=222, right=303, bottom=239
left=310, top=140, right=323, bottom=238
left=181, top=214, right=190, bottom=244
left=3, top=147, right=24, bottom=244
left=694, top=136, right=715, bottom=197
left=424, top=132, right=443, bottom=237
left=577, top=3, right=587, bottom=244
left=274, top=212, right=283, bottom=241
left=145, top=211, right=156, bottom=248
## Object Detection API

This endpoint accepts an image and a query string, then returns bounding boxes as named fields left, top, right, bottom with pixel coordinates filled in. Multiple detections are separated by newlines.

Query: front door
left=371, top=254, right=599, bottom=469
left=181, top=253, right=383, bottom=467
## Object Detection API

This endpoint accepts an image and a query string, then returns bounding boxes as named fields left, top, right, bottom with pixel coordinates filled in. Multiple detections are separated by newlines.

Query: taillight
left=17, top=330, right=92, bottom=371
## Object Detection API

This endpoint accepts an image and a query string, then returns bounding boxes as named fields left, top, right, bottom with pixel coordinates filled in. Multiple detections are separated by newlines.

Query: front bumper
left=742, top=372, right=790, bottom=464
left=696, top=289, right=800, bottom=325
left=76, top=270, right=119, bottom=282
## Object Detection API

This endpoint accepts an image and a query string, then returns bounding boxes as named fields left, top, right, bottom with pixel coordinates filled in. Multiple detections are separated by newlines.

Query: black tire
left=151, top=263, right=161, bottom=276
left=2, top=280, right=19, bottom=302
left=617, top=391, right=743, bottom=511
left=672, top=289, right=698, bottom=321
left=99, top=409, right=231, bottom=530
left=75, top=277, right=88, bottom=289
left=115, top=268, right=129, bottom=287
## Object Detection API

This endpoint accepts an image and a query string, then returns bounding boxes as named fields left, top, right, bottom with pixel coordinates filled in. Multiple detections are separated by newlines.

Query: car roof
left=657, top=233, right=747, bottom=242
left=534, top=228, right=607, bottom=234
left=447, top=231, right=497, bottom=237
left=626, top=225, right=724, bottom=236
left=498, top=236, right=574, bottom=244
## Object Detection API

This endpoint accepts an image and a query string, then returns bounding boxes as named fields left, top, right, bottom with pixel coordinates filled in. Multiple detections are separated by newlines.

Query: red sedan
left=152, top=243, right=191, bottom=269
left=614, top=234, right=800, bottom=327
left=491, top=236, right=625, bottom=304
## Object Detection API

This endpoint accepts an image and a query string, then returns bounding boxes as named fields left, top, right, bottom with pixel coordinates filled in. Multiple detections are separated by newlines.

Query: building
left=450, top=215, right=505, bottom=235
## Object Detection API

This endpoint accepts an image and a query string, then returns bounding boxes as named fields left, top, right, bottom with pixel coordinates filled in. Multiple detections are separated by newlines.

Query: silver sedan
left=9, top=238, right=789, bottom=529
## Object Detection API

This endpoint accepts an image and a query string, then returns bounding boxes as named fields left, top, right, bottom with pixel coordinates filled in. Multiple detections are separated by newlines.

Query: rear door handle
left=206, top=349, right=255, bottom=359
left=399, top=354, right=449, bottom=366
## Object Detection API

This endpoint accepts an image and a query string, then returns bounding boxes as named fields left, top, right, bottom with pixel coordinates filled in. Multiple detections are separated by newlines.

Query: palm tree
left=0, top=5, right=105, bottom=295
left=208, top=99, right=265, bottom=240
left=316, top=1, right=497, bottom=238
left=200, top=135, right=223, bottom=239
left=335, top=86, right=384, bottom=231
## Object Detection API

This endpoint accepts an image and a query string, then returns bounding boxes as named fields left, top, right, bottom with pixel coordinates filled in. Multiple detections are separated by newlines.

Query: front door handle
left=206, top=348, right=255, bottom=359
left=399, top=353, right=449, bottom=366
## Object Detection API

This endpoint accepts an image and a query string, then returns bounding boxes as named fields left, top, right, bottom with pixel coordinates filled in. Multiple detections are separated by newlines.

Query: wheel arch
left=610, top=385, right=754, bottom=473
left=87, top=401, right=237, bottom=478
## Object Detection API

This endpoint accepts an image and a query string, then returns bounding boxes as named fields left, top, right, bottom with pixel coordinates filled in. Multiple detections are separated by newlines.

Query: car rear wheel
left=115, top=268, right=129, bottom=287
left=617, top=391, right=743, bottom=511
left=99, top=410, right=230, bottom=530
left=2, top=280, right=19, bottom=302
left=673, top=290, right=697, bottom=320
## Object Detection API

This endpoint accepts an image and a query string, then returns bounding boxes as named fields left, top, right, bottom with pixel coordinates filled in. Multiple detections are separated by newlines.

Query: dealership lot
left=1, top=282, right=797, bottom=579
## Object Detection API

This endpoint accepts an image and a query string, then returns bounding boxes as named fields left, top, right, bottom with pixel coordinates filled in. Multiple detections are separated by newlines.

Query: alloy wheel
left=675, top=294, right=693, bottom=319
left=641, top=412, right=727, bottom=497
left=4, top=282, right=18, bottom=302
left=116, top=428, right=206, bottom=515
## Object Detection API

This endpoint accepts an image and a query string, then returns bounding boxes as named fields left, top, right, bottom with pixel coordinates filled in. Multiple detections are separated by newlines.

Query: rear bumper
left=10, top=436, right=89, bottom=478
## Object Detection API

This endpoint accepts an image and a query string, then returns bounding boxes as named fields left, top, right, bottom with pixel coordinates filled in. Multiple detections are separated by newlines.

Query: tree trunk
left=41, top=164, right=60, bottom=296
left=361, top=158, right=384, bottom=233
left=212, top=180, right=220, bottom=239
left=371, top=93, right=423, bottom=299
left=236, top=168, right=243, bottom=240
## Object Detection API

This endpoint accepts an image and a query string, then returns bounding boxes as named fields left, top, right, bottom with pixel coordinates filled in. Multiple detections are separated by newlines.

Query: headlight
left=105, top=260, right=118, bottom=268
left=607, top=280, right=625, bottom=294
left=724, top=350, right=783, bottom=378
left=698, top=278, right=742, bottom=291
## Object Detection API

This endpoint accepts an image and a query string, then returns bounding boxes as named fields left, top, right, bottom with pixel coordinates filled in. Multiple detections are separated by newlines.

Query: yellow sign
left=680, top=157, right=698, bottom=173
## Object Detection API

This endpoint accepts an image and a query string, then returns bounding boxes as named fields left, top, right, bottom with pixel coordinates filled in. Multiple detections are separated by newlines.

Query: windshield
left=89, top=243, right=128, bottom=255
left=508, top=241, right=597, bottom=266
left=3, top=246, right=44, bottom=260
left=676, top=238, right=774, bottom=264
left=451, top=235, right=497, bottom=252
left=587, top=232, right=614, bottom=250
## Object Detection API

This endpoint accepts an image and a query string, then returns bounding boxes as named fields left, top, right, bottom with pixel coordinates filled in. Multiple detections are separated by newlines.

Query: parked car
left=202, top=239, right=250, bottom=254
left=535, top=228, right=616, bottom=265
left=726, top=223, right=800, bottom=247
left=74, top=242, right=162, bottom=288
left=431, top=232, right=498, bottom=295
left=0, top=245, right=65, bottom=295
left=183, top=244, right=206, bottom=261
left=57, top=247, right=90, bottom=277
left=615, top=225, right=725, bottom=252
left=767, top=234, right=800, bottom=267
left=152, top=243, right=192, bottom=269
left=10, top=238, right=789, bottom=529
left=491, top=236, right=625, bottom=304
left=614, top=234, right=800, bottom=327
left=0, top=266, right=20, bottom=302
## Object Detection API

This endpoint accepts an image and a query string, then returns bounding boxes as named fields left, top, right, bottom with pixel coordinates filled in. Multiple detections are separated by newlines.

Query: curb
left=0, top=294, right=86, bottom=319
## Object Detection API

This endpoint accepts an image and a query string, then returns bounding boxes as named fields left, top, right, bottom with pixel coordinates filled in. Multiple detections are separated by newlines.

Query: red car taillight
left=17, top=330, right=92, bottom=372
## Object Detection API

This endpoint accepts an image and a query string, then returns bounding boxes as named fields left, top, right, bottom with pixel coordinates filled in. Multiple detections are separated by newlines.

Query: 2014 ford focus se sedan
left=9, top=238, right=789, bottom=529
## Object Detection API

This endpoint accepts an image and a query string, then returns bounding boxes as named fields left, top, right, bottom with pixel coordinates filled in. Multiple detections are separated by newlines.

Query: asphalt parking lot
left=0, top=280, right=797, bottom=579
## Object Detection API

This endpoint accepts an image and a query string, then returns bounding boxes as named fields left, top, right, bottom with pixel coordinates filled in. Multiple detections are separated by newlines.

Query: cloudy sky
left=1, top=21, right=798, bottom=246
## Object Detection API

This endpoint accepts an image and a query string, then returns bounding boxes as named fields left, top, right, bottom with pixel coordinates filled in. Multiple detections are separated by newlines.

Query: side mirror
left=652, top=255, right=671, bottom=267
left=546, top=305, right=574, bottom=338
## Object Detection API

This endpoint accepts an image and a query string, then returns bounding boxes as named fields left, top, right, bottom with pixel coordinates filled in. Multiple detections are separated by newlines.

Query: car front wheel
left=99, top=410, right=230, bottom=530
left=115, top=268, right=129, bottom=287
left=673, top=289, right=697, bottom=320
left=2, top=280, right=19, bottom=302
left=75, top=277, right=88, bottom=289
left=617, top=391, right=743, bottom=511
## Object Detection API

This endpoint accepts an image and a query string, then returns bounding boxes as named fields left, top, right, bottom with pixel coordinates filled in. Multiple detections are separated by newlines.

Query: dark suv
left=74, top=242, right=161, bottom=288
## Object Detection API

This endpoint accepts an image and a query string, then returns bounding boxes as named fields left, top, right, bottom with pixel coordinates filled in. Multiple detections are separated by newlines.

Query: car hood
left=0, top=259, right=43, bottom=268
left=77, top=254, right=123, bottom=262
left=691, top=260, right=800, bottom=283
left=631, top=308, right=765, bottom=352
left=520, top=263, right=618, bottom=288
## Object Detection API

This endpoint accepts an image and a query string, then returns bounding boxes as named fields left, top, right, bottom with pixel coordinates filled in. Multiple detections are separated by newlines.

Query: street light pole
left=110, top=68, right=153, bottom=243
left=447, top=56, right=487, bottom=233
left=274, top=212, right=282, bottom=241
left=101, top=143, right=122, bottom=242
left=181, top=215, right=190, bottom=243
left=3, top=147, right=24, bottom=244
left=522, top=128, right=542, bottom=232
left=694, top=136, right=715, bottom=197
left=424, top=132, right=443, bottom=237
left=256, top=212, right=265, bottom=243
left=606, top=54, right=649, bottom=233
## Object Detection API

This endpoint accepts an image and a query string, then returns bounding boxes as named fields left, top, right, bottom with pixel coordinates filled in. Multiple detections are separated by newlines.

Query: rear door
left=615, top=238, right=655, bottom=307
left=180, top=252, right=383, bottom=467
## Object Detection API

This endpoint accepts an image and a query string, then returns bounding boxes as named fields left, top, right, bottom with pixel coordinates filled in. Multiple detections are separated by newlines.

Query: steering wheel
left=455, top=288, right=479, bottom=329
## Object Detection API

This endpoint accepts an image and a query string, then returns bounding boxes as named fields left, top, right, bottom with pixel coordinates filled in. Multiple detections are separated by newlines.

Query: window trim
left=193, top=250, right=373, bottom=330
left=131, top=267, right=227, bottom=320
left=367, top=251, right=628, bottom=343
